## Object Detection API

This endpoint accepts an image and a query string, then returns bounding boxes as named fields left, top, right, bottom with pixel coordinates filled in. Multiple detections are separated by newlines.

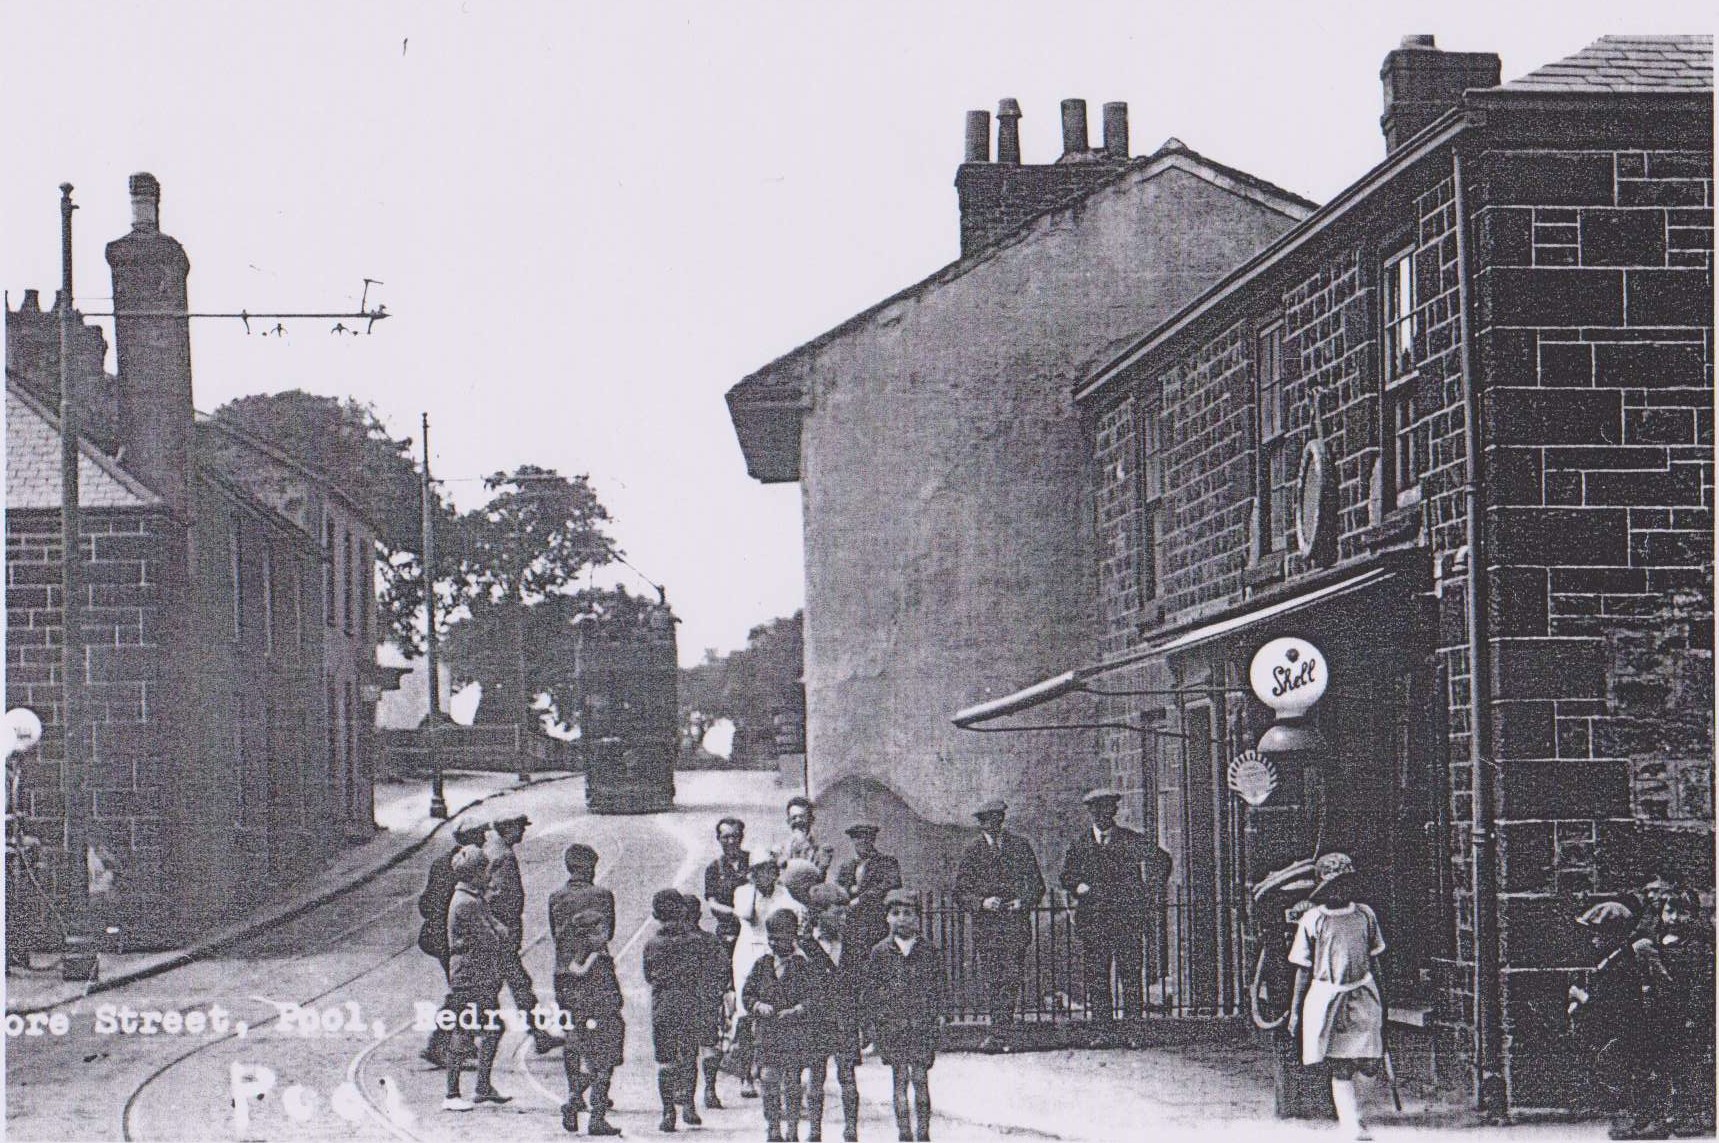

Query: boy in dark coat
left=419, top=821, right=490, bottom=1067
left=1652, top=889, right=1714, bottom=1137
left=801, top=883, right=865, bottom=1142
left=1568, top=900, right=1674, bottom=1140
left=549, top=843, right=623, bottom=1136
left=865, top=890, right=943, bottom=1143
left=440, top=845, right=511, bottom=1111
left=645, top=888, right=706, bottom=1133
left=745, top=907, right=822, bottom=1142
left=683, top=892, right=733, bottom=1110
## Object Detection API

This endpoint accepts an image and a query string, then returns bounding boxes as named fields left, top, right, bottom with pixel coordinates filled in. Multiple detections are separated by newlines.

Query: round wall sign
left=1248, top=637, right=1329, bottom=719
left=1296, top=439, right=1331, bottom=558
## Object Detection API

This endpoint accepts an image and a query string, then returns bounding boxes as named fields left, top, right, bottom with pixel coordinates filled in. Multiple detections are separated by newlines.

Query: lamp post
left=56, top=184, right=99, bottom=982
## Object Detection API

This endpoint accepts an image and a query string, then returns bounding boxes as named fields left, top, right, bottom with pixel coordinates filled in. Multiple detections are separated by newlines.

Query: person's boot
left=588, top=1109, right=623, bottom=1137
left=561, top=1101, right=581, bottom=1134
left=703, top=1061, right=724, bottom=1110
left=658, top=1069, right=680, bottom=1132
left=658, top=1107, right=677, bottom=1133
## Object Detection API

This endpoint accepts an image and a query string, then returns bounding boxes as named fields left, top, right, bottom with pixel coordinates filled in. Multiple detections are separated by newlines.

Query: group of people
left=1566, top=876, right=1715, bottom=1140
left=697, top=799, right=939, bottom=1142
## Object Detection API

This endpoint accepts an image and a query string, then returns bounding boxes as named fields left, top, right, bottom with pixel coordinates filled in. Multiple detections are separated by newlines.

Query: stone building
left=4, top=173, right=383, bottom=950
left=968, top=35, right=1712, bottom=1113
left=726, top=99, right=1314, bottom=877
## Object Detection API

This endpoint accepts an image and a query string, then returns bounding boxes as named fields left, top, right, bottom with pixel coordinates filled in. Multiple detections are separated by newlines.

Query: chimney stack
left=1060, top=98, right=1089, bottom=158
left=964, top=110, right=991, bottom=163
left=106, top=172, right=193, bottom=516
left=996, top=98, right=1022, bottom=165
left=130, top=172, right=161, bottom=233
left=1102, top=102, right=1129, bottom=160
left=1379, top=35, right=1501, bottom=154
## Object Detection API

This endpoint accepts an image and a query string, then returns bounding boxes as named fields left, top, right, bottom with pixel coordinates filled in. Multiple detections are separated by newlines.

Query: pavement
left=3, top=771, right=533, bottom=1016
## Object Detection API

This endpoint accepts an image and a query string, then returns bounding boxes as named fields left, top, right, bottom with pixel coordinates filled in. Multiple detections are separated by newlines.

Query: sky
left=3, top=1, right=1711, bottom=666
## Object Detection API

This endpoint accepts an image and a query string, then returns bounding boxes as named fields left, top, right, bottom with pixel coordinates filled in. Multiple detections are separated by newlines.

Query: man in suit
left=953, top=799, right=1045, bottom=1047
left=834, top=823, right=902, bottom=956
left=1060, top=788, right=1172, bottom=1028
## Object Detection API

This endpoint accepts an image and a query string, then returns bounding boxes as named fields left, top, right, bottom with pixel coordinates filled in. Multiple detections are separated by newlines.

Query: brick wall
left=1470, top=142, right=1714, bottom=1108
left=4, top=508, right=176, bottom=947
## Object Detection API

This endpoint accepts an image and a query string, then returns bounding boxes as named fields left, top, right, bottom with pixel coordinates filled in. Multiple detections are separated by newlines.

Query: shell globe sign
left=1247, top=636, right=1330, bottom=760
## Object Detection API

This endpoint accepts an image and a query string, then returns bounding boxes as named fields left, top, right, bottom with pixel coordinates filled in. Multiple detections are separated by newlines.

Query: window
left=1381, top=247, right=1420, bottom=507
left=357, top=533, right=371, bottom=642
left=342, top=529, right=354, bottom=636
left=262, top=543, right=275, bottom=657
left=1255, top=323, right=1292, bottom=555
left=324, top=516, right=337, bottom=628
left=1135, top=403, right=1164, bottom=604
left=229, top=517, right=243, bottom=641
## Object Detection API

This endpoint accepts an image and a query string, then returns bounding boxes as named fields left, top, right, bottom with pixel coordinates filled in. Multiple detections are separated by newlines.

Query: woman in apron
left=1287, top=852, right=1386, bottom=1140
left=730, top=855, right=804, bottom=1099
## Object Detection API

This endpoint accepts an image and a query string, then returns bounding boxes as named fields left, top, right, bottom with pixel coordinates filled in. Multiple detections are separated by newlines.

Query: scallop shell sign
left=1248, top=637, right=1328, bottom=719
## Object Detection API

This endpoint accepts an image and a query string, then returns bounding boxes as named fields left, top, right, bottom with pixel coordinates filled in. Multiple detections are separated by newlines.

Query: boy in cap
left=865, top=890, right=942, bottom=1142
left=835, top=823, right=902, bottom=956
left=441, top=845, right=511, bottom=1111
left=683, top=892, right=734, bottom=1110
left=1568, top=900, right=1675, bottom=1140
left=645, top=887, right=707, bottom=1133
left=420, top=820, right=491, bottom=1067
left=954, top=799, right=1044, bottom=1044
left=801, top=883, right=865, bottom=1142
left=549, top=843, right=623, bottom=1135
left=744, top=907, right=821, bottom=1142
left=1286, top=853, right=1385, bottom=1141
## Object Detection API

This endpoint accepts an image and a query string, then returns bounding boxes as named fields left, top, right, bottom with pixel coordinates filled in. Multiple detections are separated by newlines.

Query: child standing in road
left=744, top=907, right=821, bottom=1142
left=1287, top=853, right=1386, bottom=1141
left=645, top=888, right=707, bottom=1133
left=683, top=892, right=734, bottom=1111
left=865, top=890, right=943, bottom=1143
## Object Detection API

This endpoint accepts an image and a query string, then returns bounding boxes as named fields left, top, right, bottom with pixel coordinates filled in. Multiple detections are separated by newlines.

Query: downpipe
left=1451, top=143, right=1508, bottom=1120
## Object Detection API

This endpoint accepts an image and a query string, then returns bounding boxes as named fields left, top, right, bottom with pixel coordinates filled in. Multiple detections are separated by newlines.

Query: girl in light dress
left=1287, top=852, right=1386, bottom=1141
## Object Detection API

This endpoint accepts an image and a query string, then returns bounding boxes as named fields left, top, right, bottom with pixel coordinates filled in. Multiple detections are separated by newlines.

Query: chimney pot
left=1060, top=98, right=1089, bottom=157
left=129, top=171, right=161, bottom=232
left=996, top=98, right=1022, bottom=165
left=1379, top=38, right=1500, bottom=154
left=21, top=288, right=40, bottom=311
left=964, top=110, right=992, bottom=162
left=1102, top=102, right=1129, bottom=160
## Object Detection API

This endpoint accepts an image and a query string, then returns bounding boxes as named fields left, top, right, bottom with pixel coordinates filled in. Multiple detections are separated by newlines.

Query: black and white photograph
left=1, top=4, right=1713, bottom=1140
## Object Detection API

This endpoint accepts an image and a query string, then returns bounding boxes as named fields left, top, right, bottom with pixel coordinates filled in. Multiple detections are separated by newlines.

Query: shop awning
left=952, top=564, right=1395, bottom=729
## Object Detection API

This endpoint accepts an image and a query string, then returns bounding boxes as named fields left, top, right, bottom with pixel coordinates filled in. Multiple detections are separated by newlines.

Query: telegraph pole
left=57, top=184, right=98, bottom=982
left=421, top=413, right=447, bottom=818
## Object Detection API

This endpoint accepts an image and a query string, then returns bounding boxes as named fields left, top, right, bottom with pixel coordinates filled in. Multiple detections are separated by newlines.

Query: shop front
left=954, top=553, right=1451, bottom=1099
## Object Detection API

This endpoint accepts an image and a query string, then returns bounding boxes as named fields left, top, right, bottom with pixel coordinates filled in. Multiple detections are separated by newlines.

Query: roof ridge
left=5, top=375, right=163, bottom=507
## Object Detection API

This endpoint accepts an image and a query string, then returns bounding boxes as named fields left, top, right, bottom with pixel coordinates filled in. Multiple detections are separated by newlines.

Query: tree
left=679, top=611, right=803, bottom=763
left=210, top=391, right=463, bottom=654
left=445, top=466, right=620, bottom=724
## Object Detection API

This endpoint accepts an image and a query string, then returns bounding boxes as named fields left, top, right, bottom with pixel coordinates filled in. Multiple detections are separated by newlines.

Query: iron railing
left=917, top=885, right=1245, bottom=1023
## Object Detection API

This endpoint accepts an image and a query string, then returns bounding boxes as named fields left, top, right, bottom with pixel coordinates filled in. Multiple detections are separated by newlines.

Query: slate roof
left=5, top=380, right=161, bottom=510
left=1505, top=34, right=1712, bottom=92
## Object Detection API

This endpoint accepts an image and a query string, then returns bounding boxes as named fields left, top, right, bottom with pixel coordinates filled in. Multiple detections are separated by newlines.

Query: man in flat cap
left=954, top=799, right=1045, bottom=1045
left=486, top=814, right=564, bottom=1055
left=835, top=823, right=902, bottom=956
left=1060, top=788, right=1172, bottom=1028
